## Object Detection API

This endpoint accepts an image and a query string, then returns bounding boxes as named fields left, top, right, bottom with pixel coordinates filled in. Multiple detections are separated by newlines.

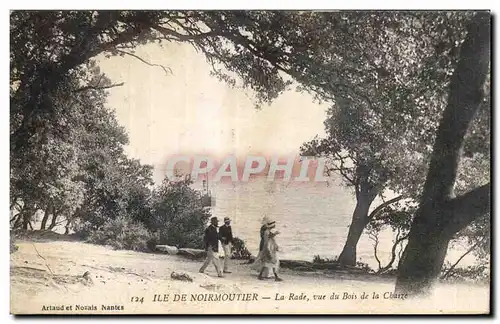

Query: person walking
left=199, top=217, right=223, bottom=277
left=251, top=219, right=283, bottom=281
left=259, top=216, right=269, bottom=252
left=258, top=215, right=270, bottom=278
left=219, top=217, right=234, bottom=274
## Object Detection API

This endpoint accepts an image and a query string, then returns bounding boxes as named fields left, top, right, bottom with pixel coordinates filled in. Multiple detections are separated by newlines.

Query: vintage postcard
left=9, top=9, right=491, bottom=315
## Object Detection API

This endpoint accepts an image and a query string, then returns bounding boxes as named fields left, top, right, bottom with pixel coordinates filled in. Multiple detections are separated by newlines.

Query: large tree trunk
left=395, top=13, right=490, bottom=297
left=395, top=220, right=451, bottom=295
left=337, top=192, right=403, bottom=266
left=338, top=191, right=375, bottom=266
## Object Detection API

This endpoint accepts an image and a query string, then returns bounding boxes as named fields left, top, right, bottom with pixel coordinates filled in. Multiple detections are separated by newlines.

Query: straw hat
left=261, top=215, right=271, bottom=225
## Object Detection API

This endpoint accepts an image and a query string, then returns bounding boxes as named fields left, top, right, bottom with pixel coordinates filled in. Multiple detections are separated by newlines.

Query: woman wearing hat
left=259, top=215, right=270, bottom=252
left=258, top=216, right=270, bottom=278
left=251, top=218, right=283, bottom=281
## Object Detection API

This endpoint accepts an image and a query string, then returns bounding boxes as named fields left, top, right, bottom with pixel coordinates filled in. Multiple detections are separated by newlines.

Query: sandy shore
left=10, top=237, right=490, bottom=315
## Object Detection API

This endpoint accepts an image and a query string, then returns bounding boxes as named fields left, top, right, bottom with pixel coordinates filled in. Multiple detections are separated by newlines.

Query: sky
left=96, top=41, right=329, bottom=184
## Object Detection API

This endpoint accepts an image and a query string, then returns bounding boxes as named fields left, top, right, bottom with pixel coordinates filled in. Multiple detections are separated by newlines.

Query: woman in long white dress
left=258, top=216, right=270, bottom=278
left=251, top=220, right=283, bottom=281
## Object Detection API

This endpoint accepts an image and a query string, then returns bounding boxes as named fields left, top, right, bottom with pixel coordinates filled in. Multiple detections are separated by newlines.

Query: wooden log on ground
left=177, top=248, right=207, bottom=260
left=279, top=259, right=313, bottom=269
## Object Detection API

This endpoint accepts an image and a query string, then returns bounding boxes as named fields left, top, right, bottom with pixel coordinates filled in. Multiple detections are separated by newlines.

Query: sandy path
left=10, top=239, right=489, bottom=315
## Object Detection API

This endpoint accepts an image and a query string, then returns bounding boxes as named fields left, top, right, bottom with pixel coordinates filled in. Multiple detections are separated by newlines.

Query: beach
left=10, top=236, right=489, bottom=315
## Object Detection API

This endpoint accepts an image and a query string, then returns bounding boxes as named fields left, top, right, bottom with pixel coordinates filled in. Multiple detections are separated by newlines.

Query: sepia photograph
left=9, top=8, right=491, bottom=315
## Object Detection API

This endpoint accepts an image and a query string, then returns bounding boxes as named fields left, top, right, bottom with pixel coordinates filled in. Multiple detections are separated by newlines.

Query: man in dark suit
left=219, top=217, right=234, bottom=273
left=199, top=217, right=223, bottom=277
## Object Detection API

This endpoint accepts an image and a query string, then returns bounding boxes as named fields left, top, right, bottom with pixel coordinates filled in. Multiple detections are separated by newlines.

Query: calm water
left=203, top=177, right=476, bottom=269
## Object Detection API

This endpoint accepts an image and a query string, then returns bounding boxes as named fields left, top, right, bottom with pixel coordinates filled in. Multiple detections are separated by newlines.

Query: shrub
left=149, top=178, right=211, bottom=249
left=72, top=219, right=93, bottom=239
left=441, top=263, right=489, bottom=283
left=146, top=231, right=161, bottom=252
left=231, top=237, right=252, bottom=260
left=77, top=178, right=211, bottom=252
left=312, top=255, right=374, bottom=273
left=152, top=209, right=208, bottom=249
left=312, top=255, right=338, bottom=264
left=87, top=215, right=152, bottom=252
left=355, top=261, right=374, bottom=273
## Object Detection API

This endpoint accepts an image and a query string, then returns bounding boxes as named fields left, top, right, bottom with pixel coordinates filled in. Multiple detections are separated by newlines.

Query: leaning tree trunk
left=64, top=217, right=72, bottom=235
left=13, top=212, right=23, bottom=229
left=48, top=210, right=59, bottom=230
left=22, top=214, right=30, bottom=230
left=21, top=206, right=35, bottom=230
left=395, top=13, right=491, bottom=297
left=40, top=206, right=52, bottom=230
left=338, top=191, right=375, bottom=266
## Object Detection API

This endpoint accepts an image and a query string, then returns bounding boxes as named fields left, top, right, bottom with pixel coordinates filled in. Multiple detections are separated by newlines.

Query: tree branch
left=378, top=229, right=409, bottom=274
left=302, top=141, right=358, bottom=187
left=207, top=19, right=378, bottom=113
left=444, top=183, right=491, bottom=236
left=73, top=82, right=125, bottom=93
left=368, top=195, right=405, bottom=221
left=332, top=151, right=357, bottom=186
left=115, top=49, right=173, bottom=75
left=441, top=239, right=482, bottom=279
left=10, top=214, right=21, bottom=224
left=369, top=233, right=382, bottom=271
left=397, top=239, right=405, bottom=261
left=149, top=22, right=216, bottom=42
